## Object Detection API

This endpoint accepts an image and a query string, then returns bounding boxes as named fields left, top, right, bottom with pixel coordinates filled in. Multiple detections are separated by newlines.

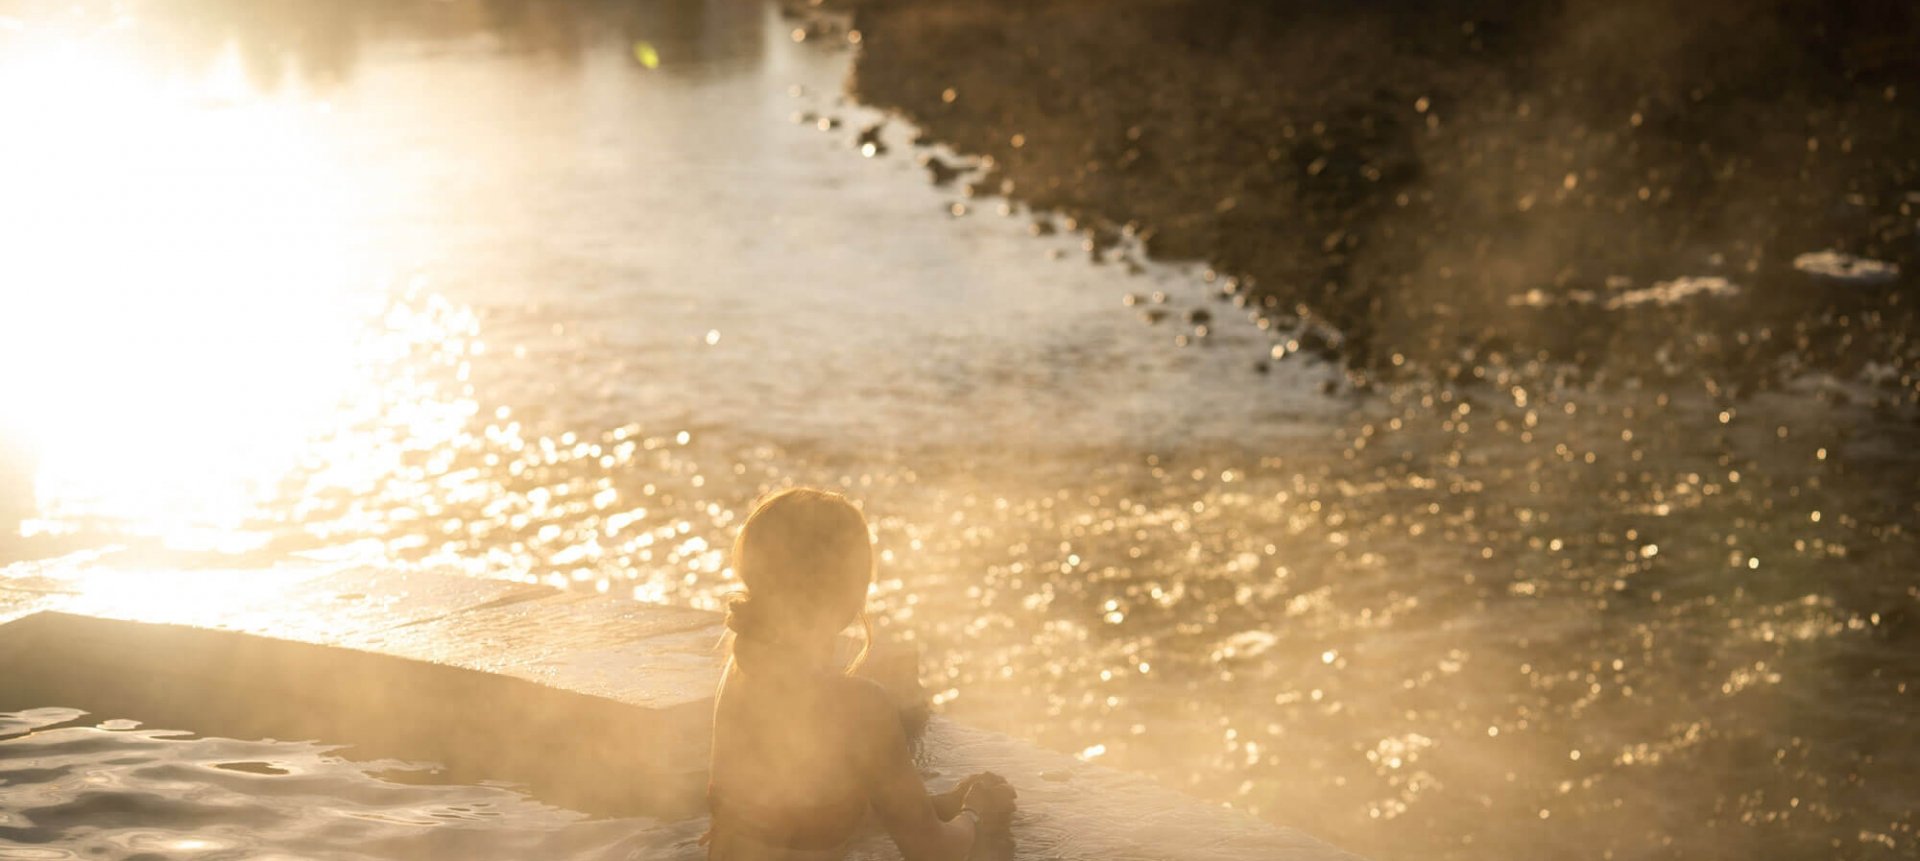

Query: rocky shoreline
left=787, top=0, right=1920, bottom=400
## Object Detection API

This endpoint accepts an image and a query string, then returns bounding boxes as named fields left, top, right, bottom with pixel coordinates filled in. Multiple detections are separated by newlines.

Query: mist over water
left=1, top=2, right=1917, bottom=860
left=0, top=707, right=700, bottom=859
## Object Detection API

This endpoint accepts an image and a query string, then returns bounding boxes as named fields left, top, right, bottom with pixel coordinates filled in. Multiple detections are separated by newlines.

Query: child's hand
left=961, top=771, right=1017, bottom=828
left=933, top=772, right=987, bottom=820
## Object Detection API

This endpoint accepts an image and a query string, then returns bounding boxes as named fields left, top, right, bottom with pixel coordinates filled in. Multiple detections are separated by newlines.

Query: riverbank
left=799, top=0, right=1919, bottom=390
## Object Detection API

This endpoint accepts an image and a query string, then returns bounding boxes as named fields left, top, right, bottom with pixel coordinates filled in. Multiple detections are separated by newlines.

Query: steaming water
left=2, top=2, right=1918, bottom=860
left=0, top=707, right=703, bottom=859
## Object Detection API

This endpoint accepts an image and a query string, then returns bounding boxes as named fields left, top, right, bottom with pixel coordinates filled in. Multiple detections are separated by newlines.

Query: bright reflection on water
left=0, top=25, right=364, bottom=546
left=1, top=2, right=1917, bottom=861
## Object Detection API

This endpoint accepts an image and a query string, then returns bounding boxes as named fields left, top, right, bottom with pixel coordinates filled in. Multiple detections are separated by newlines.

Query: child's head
left=725, top=488, right=873, bottom=673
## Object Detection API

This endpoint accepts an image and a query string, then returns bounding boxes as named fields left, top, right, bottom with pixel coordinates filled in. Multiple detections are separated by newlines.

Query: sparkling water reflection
left=1, top=2, right=1916, bottom=860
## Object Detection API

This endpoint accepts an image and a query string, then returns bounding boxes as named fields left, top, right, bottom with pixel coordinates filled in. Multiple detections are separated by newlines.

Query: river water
left=1, top=2, right=1916, bottom=860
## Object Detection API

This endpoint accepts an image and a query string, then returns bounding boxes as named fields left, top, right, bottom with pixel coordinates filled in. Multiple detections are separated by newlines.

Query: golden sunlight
left=0, top=24, right=366, bottom=549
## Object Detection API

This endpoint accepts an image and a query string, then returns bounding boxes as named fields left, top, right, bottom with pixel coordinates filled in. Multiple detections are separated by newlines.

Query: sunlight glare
left=0, top=26, right=366, bottom=548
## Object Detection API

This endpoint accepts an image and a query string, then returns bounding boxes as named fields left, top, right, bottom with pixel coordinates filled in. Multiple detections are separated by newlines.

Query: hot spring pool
left=0, top=708, right=703, bottom=861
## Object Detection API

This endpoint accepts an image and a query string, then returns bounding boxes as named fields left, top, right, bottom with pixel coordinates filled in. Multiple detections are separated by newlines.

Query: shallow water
left=1, top=2, right=1917, bottom=860
left=0, top=707, right=699, bottom=860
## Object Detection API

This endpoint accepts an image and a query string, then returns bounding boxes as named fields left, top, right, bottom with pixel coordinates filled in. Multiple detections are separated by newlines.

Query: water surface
left=1, top=2, right=1916, bottom=860
left=0, top=707, right=700, bottom=860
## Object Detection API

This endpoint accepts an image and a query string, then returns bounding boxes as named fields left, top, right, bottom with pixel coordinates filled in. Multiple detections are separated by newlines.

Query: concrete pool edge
left=0, top=609, right=712, bottom=817
left=0, top=566, right=1362, bottom=860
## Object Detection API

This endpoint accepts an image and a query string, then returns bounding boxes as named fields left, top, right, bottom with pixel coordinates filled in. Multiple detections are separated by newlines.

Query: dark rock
left=921, top=155, right=969, bottom=186
left=1297, top=327, right=1336, bottom=359
left=855, top=122, right=888, bottom=156
left=1085, top=223, right=1122, bottom=253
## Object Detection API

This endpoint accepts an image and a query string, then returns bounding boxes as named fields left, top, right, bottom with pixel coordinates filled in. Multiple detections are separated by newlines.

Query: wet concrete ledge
left=0, top=567, right=1361, bottom=860
left=0, top=567, right=747, bottom=818
left=0, top=609, right=716, bottom=817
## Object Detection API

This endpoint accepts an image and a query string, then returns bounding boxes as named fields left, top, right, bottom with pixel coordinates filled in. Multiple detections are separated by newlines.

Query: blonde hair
left=724, top=488, right=873, bottom=676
